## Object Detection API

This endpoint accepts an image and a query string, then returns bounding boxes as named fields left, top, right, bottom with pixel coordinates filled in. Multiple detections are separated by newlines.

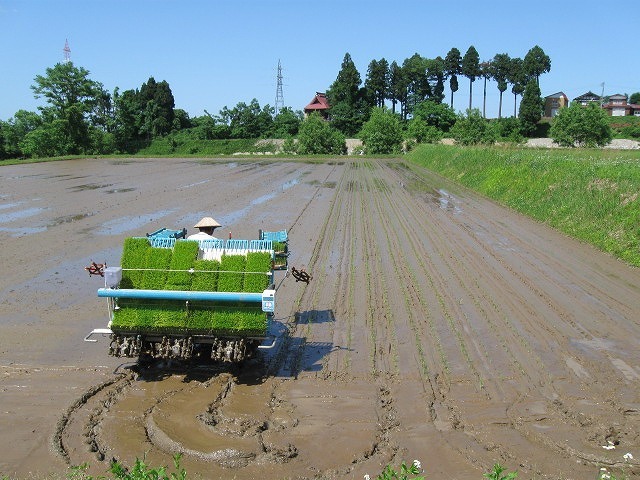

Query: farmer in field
left=187, top=216, right=222, bottom=240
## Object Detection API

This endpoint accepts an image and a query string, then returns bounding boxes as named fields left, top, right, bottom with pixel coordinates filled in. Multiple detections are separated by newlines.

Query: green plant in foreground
left=483, top=463, right=517, bottom=480
left=68, top=454, right=187, bottom=480
left=366, top=459, right=424, bottom=480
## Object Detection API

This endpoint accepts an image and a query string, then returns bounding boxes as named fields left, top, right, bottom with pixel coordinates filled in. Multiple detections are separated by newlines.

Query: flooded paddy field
left=1, top=157, right=639, bottom=479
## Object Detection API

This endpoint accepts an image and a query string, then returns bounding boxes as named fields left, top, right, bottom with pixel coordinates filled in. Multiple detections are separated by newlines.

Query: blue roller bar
left=98, top=288, right=262, bottom=303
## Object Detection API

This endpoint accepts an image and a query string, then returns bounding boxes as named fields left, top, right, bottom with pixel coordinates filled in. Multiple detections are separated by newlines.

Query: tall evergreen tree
left=444, top=47, right=462, bottom=109
left=519, top=79, right=544, bottom=135
left=523, top=45, right=551, bottom=86
left=461, top=46, right=480, bottom=111
left=507, top=57, right=526, bottom=117
left=428, top=56, right=446, bottom=104
left=327, top=53, right=367, bottom=135
left=388, top=61, right=403, bottom=115
left=480, top=60, right=492, bottom=118
left=491, top=53, right=511, bottom=118
left=327, top=53, right=362, bottom=105
left=364, top=58, right=390, bottom=108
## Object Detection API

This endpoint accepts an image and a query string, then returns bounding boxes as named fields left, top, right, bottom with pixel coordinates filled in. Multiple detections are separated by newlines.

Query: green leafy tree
left=138, top=77, right=175, bottom=138
left=518, top=79, right=544, bottom=135
left=461, top=46, right=480, bottom=111
left=445, top=47, right=462, bottom=109
left=272, top=107, right=302, bottom=137
left=172, top=109, right=191, bottom=131
left=113, top=88, right=144, bottom=152
left=407, top=118, right=443, bottom=144
left=629, top=92, right=640, bottom=105
left=523, top=45, right=551, bottom=86
left=1, top=110, right=42, bottom=158
left=491, top=53, right=511, bottom=118
left=402, top=53, right=430, bottom=120
left=0, top=122, right=6, bottom=159
left=549, top=102, right=613, bottom=147
left=31, top=62, right=105, bottom=155
left=297, top=112, right=346, bottom=154
left=359, top=107, right=403, bottom=154
left=220, top=99, right=273, bottom=138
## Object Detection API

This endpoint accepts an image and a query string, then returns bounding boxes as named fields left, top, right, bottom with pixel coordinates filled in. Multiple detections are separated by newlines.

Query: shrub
left=297, top=112, right=346, bottom=155
left=550, top=102, right=613, bottom=147
left=359, top=107, right=404, bottom=154
left=413, top=100, right=457, bottom=132
left=407, top=119, right=443, bottom=144
left=450, top=109, right=497, bottom=145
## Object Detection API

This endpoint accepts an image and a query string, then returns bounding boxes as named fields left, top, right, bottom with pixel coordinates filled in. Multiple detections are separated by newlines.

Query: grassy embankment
left=112, top=238, right=271, bottom=335
left=407, top=143, right=640, bottom=268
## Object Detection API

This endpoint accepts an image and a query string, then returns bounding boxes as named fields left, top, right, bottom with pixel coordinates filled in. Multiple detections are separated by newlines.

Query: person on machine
left=187, top=217, right=222, bottom=240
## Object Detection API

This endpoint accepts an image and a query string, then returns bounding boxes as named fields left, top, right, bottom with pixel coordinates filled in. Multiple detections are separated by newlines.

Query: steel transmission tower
left=275, top=59, right=284, bottom=115
left=63, top=39, right=71, bottom=63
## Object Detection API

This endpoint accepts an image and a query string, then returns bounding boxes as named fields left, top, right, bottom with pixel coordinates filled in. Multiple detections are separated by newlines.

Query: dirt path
left=1, top=158, right=639, bottom=479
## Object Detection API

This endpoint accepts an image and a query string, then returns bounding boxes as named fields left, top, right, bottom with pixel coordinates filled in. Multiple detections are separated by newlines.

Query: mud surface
left=1, top=158, right=639, bottom=479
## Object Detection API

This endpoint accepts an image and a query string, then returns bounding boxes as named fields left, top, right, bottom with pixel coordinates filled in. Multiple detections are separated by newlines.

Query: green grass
left=407, top=144, right=640, bottom=267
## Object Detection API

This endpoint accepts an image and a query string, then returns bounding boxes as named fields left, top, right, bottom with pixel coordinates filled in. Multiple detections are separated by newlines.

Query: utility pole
left=63, top=39, right=71, bottom=63
left=275, top=59, right=284, bottom=116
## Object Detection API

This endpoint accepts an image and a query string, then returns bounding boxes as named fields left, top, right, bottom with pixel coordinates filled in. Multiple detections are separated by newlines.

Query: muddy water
left=1, top=158, right=639, bottom=479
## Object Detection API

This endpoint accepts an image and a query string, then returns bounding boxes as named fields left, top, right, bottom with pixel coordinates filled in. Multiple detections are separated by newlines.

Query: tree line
left=0, top=62, right=304, bottom=159
left=326, top=45, right=551, bottom=136
left=5, top=43, right=620, bottom=159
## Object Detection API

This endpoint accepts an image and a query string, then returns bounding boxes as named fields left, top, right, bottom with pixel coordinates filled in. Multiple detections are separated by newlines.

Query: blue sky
left=1, top=0, right=638, bottom=121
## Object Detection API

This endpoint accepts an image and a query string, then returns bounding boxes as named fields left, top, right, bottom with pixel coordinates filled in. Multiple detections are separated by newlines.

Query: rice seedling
left=191, top=260, right=220, bottom=292
left=110, top=240, right=269, bottom=336
left=120, top=237, right=151, bottom=288
left=217, top=255, right=246, bottom=292
left=141, top=247, right=172, bottom=290
left=243, top=251, right=272, bottom=292
left=165, top=240, right=199, bottom=290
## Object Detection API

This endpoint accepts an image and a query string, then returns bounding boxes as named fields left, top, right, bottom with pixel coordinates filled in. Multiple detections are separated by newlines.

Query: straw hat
left=193, top=217, right=222, bottom=228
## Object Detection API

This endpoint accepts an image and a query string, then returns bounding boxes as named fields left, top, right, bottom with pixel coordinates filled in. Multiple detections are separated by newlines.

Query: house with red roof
left=304, top=92, right=330, bottom=119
